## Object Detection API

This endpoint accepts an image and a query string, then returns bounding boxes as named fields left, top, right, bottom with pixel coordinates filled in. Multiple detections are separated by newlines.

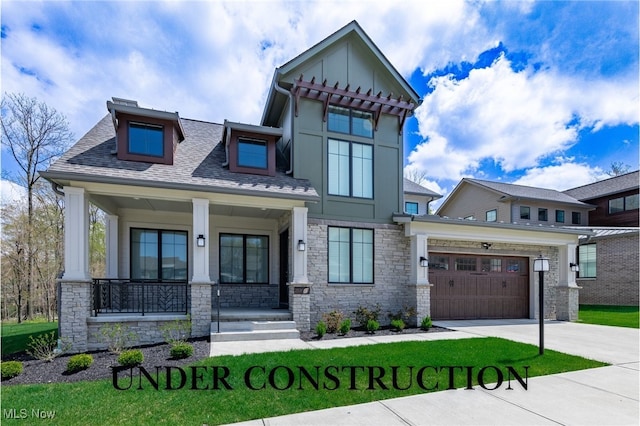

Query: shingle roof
left=562, top=171, right=639, bottom=201
left=42, top=114, right=320, bottom=202
left=403, top=178, right=442, bottom=199
left=467, top=178, right=592, bottom=207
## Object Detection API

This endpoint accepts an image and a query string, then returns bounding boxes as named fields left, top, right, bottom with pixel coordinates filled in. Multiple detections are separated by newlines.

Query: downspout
left=272, top=74, right=295, bottom=175
left=51, top=182, right=64, bottom=197
left=221, top=124, right=231, bottom=167
left=50, top=181, right=64, bottom=351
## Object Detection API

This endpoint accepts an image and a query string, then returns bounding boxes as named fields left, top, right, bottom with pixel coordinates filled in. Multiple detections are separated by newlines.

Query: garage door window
left=506, top=259, right=526, bottom=273
left=481, top=258, right=502, bottom=272
left=455, top=258, right=476, bottom=271
left=429, top=256, right=450, bottom=270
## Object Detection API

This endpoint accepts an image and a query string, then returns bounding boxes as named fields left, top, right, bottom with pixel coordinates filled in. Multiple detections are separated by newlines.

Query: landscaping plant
left=366, top=319, right=380, bottom=334
left=390, top=319, right=405, bottom=331
left=117, top=349, right=144, bottom=367
left=26, top=331, right=70, bottom=362
left=338, top=318, right=351, bottom=335
left=420, top=316, right=433, bottom=330
left=354, top=304, right=381, bottom=328
left=100, top=323, right=136, bottom=354
left=1, top=361, right=23, bottom=380
left=66, top=354, right=94, bottom=374
left=315, top=321, right=327, bottom=338
left=322, top=310, right=345, bottom=333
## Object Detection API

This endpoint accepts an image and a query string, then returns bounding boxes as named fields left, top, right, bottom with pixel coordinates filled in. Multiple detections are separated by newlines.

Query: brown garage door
left=429, top=254, right=529, bottom=320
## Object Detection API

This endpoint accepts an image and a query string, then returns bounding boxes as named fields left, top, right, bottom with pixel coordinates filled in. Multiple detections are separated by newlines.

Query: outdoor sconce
left=297, top=240, right=306, bottom=251
left=570, top=262, right=580, bottom=272
left=196, top=234, right=206, bottom=247
left=533, top=254, right=550, bottom=355
left=481, top=242, right=492, bottom=250
left=419, top=256, right=429, bottom=267
left=533, top=255, right=550, bottom=272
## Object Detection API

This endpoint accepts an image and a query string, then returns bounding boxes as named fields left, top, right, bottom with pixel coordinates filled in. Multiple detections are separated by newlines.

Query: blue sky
left=1, top=0, right=638, bottom=207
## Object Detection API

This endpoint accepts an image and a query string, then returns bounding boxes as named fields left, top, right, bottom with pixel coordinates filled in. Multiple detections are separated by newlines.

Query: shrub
left=27, top=331, right=69, bottom=362
left=169, top=342, right=193, bottom=360
left=100, top=323, right=136, bottom=354
left=366, top=319, right=380, bottom=334
left=354, top=304, right=381, bottom=328
left=315, top=321, right=327, bottom=338
left=390, top=319, right=405, bottom=331
left=117, top=349, right=144, bottom=367
left=338, top=318, right=351, bottom=335
left=1, top=361, right=23, bottom=380
left=66, top=354, right=93, bottom=373
left=160, top=317, right=192, bottom=346
left=322, top=310, right=344, bottom=334
left=420, top=316, right=433, bottom=330
left=388, top=306, right=418, bottom=325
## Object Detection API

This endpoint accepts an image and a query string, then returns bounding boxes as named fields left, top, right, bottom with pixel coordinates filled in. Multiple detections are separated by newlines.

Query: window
left=405, top=202, right=419, bottom=215
left=578, top=244, right=596, bottom=278
left=328, top=139, right=373, bottom=198
left=486, top=209, right=497, bottom=222
left=572, top=212, right=581, bottom=225
left=328, top=227, right=373, bottom=283
left=219, top=234, right=269, bottom=284
left=520, top=206, right=530, bottom=220
left=481, top=258, right=502, bottom=272
left=455, top=257, right=476, bottom=271
left=131, top=229, right=187, bottom=280
left=429, top=256, right=449, bottom=270
left=538, top=208, right=548, bottom=221
left=555, top=210, right=565, bottom=223
left=609, top=194, right=639, bottom=214
left=128, top=123, right=164, bottom=157
left=328, top=106, right=373, bottom=138
left=237, top=139, right=267, bottom=169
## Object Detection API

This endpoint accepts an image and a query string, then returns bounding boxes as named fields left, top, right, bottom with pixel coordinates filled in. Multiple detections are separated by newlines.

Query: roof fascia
left=223, top=120, right=283, bottom=137
left=436, top=178, right=506, bottom=215
left=107, top=100, right=185, bottom=141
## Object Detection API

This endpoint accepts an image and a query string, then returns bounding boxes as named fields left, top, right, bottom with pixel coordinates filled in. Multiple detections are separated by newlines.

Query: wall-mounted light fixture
left=570, top=262, right=580, bottom=272
left=297, top=240, right=306, bottom=251
left=196, top=234, right=206, bottom=247
left=419, top=256, right=429, bottom=267
left=481, top=242, right=492, bottom=250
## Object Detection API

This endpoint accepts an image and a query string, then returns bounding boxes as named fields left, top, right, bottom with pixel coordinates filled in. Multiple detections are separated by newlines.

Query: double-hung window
left=328, top=227, right=373, bottom=283
left=328, top=106, right=373, bottom=138
left=578, top=244, right=596, bottom=278
left=328, top=139, right=373, bottom=198
left=219, top=234, right=269, bottom=284
left=131, top=229, right=187, bottom=280
left=128, top=122, right=164, bottom=157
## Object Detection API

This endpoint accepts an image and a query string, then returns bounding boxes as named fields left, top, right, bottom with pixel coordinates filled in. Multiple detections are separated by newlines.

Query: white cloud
left=511, top=161, right=609, bottom=191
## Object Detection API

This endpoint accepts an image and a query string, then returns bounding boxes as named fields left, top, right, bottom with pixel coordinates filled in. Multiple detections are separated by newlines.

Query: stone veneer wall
left=216, top=284, right=279, bottom=308
left=306, top=219, right=415, bottom=328
left=86, top=315, right=189, bottom=351
left=59, top=280, right=92, bottom=353
left=577, top=233, right=639, bottom=306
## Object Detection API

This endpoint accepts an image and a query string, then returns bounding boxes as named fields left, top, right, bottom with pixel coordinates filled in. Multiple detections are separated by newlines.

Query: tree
left=607, top=162, right=631, bottom=177
left=1, top=93, right=73, bottom=319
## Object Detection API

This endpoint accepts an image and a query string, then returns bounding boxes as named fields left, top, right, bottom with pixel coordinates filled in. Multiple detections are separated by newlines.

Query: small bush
left=1, top=361, right=23, bottom=380
left=420, top=316, right=433, bottom=330
left=66, top=354, right=93, bottom=373
left=100, top=323, right=136, bottom=354
left=169, top=342, right=193, bottom=360
left=366, top=319, right=380, bottom=334
left=322, top=310, right=344, bottom=334
left=390, top=319, right=405, bottom=331
left=160, top=317, right=192, bottom=346
left=354, top=304, right=381, bottom=327
left=338, top=318, right=351, bottom=335
left=27, top=331, right=69, bottom=362
left=315, top=321, right=327, bottom=338
left=388, top=306, right=418, bottom=326
left=117, top=349, right=144, bottom=367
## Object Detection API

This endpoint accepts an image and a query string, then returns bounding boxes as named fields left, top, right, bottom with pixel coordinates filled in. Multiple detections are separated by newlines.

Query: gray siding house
left=43, top=21, right=587, bottom=352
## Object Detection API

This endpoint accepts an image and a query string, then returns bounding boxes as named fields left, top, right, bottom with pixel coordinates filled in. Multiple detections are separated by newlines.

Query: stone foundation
left=86, top=315, right=189, bottom=351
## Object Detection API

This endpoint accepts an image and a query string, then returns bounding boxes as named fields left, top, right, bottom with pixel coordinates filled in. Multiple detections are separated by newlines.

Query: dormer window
left=129, top=122, right=164, bottom=157
left=223, top=120, right=282, bottom=177
left=237, top=138, right=268, bottom=169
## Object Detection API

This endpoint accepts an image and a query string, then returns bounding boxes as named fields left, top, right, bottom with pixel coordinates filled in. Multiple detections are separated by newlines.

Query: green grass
left=1, top=337, right=606, bottom=425
left=578, top=305, right=639, bottom=328
left=1, top=321, right=58, bottom=356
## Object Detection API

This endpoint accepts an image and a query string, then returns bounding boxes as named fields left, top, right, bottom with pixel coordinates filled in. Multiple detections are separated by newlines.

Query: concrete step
left=210, top=328, right=300, bottom=342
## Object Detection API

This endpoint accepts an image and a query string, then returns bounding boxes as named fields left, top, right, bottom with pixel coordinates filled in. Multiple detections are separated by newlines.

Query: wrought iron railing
left=92, top=279, right=188, bottom=316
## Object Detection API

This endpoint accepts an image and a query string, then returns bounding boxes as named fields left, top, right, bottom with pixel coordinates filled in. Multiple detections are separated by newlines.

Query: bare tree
left=404, top=168, right=429, bottom=185
left=1, top=93, right=73, bottom=319
left=607, top=161, right=631, bottom=177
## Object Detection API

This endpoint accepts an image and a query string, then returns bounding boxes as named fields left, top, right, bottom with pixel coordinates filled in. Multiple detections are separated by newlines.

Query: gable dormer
left=107, top=97, right=185, bottom=165
left=222, top=120, right=282, bottom=177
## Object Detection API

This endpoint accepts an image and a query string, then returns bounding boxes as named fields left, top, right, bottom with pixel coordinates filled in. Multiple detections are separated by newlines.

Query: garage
left=429, top=253, right=529, bottom=320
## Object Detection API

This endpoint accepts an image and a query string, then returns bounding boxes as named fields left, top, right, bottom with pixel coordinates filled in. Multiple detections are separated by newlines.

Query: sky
left=1, top=0, right=638, bottom=208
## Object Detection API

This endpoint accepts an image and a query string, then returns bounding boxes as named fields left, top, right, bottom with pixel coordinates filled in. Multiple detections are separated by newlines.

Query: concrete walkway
left=214, top=320, right=639, bottom=425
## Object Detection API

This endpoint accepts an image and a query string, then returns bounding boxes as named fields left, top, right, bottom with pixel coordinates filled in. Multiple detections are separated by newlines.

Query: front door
left=279, top=229, right=289, bottom=308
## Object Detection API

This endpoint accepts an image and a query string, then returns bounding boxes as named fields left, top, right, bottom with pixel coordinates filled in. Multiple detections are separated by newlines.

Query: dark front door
left=279, top=229, right=289, bottom=308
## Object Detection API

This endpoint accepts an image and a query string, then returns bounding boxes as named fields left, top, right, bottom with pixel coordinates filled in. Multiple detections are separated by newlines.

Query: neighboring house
left=403, top=178, right=441, bottom=215
left=43, top=21, right=586, bottom=352
left=563, top=171, right=639, bottom=306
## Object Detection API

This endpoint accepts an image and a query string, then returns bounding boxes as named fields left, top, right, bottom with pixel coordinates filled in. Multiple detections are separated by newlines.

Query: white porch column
left=291, top=206, right=309, bottom=284
left=410, top=233, right=429, bottom=285
left=63, top=187, right=90, bottom=281
left=557, top=242, right=580, bottom=321
left=105, top=214, right=119, bottom=279
left=191, top=198, right=211, bottom=283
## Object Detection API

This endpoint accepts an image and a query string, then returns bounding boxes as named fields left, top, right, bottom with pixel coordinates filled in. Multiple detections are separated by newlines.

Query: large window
left=578, top=244, right=596, bottom=278
left=608, top=194, right=639, bottom=214
left=520, top=206, right=530, bottom=220
left=405, top=202, right=419, bottom=215
left=328, top=106, right=373, bottom=138
left=328, top=139, right=373, bottom=198
left=131, top=229, right=187, bottom=280
left=328, top=227, right=373, bottom=283
left=128, top=122, right=164, bottom=157
left=219, top=234, right=269, bottom=284
left=237, top=138, right=267, bottom=169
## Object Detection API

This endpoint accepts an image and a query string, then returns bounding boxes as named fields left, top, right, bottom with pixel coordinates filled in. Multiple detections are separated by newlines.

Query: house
left=42, top=21, right=587, bottom=352
left=563, top=171, right=639, bottom=306
left=403, top=178, right=441, bottom=215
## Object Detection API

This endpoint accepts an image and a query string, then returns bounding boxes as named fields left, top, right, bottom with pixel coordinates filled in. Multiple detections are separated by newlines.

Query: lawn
left=1, top=321, right=58, bottom=356
left=1, top=337, right=606, bottom=425
left=578, top=305, right=639, bottom=328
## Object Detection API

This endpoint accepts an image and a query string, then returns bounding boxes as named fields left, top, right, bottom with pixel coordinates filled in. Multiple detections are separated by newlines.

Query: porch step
left=210, top=320, right=300, bottom=342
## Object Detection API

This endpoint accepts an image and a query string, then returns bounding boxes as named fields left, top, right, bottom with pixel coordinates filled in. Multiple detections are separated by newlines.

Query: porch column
left=105, top=214, right=119, bottom=279
left=556, top=243, right=580, bottom=321
left=191, top=198, right=212, bottom=337
left=411, top=233, right=431, bottom=326
left=290, top=206, right=310, bottom=331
